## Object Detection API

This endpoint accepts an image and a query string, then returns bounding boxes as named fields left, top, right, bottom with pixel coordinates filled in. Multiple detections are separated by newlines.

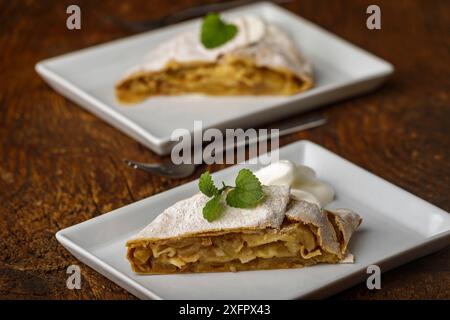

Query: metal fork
left=124, top=114, right=327, bottom=178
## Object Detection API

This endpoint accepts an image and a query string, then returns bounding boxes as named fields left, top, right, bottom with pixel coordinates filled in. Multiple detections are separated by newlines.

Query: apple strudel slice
left=126, top=185, right=361, bottom=274
left=115, top=15, right=314, bottom=103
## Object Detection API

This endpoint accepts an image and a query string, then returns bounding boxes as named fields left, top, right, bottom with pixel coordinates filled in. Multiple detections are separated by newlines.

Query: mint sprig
left=226, top=169, right=264, bottom=208
left=200, top=13, right=238, bottom=49
left=198, top=169, right=264, bottom=222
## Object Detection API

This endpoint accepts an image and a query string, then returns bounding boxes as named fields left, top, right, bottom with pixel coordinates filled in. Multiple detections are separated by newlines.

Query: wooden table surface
left=1, top=0, right=449, bottom=300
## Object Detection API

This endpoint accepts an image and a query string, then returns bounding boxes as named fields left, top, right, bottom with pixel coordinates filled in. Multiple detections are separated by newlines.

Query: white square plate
left=36, top=2, right=393, bottom=155
left=56, top=140, right=450, bottom=299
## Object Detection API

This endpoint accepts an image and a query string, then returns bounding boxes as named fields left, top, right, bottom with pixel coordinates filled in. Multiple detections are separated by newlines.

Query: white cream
left=254, top=160, right=335, bottom=208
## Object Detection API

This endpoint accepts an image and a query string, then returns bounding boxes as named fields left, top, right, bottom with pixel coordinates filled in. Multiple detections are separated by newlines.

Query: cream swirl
left=254, top=160, right=335, bottom=208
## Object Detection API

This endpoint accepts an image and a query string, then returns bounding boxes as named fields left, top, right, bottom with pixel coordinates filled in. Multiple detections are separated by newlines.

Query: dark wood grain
left=0, top=0, right=449, bottom=299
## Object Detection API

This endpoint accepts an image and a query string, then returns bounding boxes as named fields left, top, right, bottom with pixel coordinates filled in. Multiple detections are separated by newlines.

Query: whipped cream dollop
left=206, top=15, right=266, bottom=56
left=254, top=160, right=335, bottom=208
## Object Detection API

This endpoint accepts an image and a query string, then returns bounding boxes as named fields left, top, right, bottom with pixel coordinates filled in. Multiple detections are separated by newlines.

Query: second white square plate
left=56, top=141, right=450, bottom=299
left=36, top=2, right=393, bottom=155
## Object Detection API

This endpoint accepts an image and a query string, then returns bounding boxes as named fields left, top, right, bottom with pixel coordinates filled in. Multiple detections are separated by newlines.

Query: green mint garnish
left=202, top=194, right=224, bottom=222
left=225, top=169, right=264, bottom=208
left=198, top=168, right=264, bottom=222
left=200, top=12, right=238, bottom=49
left=199, top=171, right=219, bottom=197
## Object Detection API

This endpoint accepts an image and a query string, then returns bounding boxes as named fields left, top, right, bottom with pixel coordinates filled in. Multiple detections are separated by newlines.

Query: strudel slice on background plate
left=126, top=163, right=361, bottom=274
left=116, top=14, right=314, bottom=103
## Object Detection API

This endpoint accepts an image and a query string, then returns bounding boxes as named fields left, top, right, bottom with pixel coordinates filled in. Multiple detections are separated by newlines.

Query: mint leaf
left=226, top=169, right=263, bottom=208
left=199, top=168, right=264, bottom=222
left=203, top=194, right=224, bottom=222
left=199, top=171, right=219, bottom=197
left=201, top=13, right=238, bottom=49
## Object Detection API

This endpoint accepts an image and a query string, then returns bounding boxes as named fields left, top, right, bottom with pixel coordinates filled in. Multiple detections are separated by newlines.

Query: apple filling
left=127, top=220, right=339, bottom=274
left=115, top=57, right=308, bottom=103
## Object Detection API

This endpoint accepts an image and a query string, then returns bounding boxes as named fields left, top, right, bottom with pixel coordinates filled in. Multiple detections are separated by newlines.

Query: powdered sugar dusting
left=120, top=15, right=312, bottom=82
left=129, top=185, right=291, bottom=241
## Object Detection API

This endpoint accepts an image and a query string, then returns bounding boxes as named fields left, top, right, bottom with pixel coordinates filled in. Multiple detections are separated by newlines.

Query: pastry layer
left=116, top=57, right=311, bottom=103
left=127, top=218, right=341, bottom=274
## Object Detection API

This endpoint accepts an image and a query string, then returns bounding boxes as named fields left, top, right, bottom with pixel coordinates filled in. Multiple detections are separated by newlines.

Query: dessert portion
left=126, top=166, right=361, bottom=274
left=116, top=14, right=314, bottom=103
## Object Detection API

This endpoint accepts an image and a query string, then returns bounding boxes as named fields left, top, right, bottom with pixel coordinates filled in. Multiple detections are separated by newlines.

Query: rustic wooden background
left=0, top=0, right=449, bottom=299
